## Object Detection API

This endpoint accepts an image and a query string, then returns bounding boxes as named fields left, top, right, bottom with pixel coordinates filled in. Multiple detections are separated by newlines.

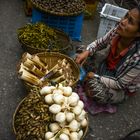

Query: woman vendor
left=76, top=7, right=140, bottom=104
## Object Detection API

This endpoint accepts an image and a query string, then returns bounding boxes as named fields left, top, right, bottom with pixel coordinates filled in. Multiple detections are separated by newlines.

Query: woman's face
left=116, top=8, right=140, bottom=38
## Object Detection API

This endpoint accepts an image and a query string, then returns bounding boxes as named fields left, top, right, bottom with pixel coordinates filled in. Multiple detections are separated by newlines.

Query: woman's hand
left=75, top=50, right=90, bottom=65
left=85, top=72, right=94, bottom=81
left=87, top=72, right=94, bottom=79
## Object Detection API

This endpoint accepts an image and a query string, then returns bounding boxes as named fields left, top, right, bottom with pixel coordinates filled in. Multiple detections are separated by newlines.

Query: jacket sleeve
left=86, top=27, right=117, bottom=55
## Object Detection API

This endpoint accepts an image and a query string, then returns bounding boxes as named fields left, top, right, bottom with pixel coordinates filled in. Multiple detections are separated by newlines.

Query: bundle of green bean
left=31, top=0, right=85, bottom=16
left=18, top=23, right=62, bottom=51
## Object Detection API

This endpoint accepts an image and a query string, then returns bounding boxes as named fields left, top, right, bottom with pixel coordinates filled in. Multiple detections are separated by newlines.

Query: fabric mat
left=74, top=84, right=117, bottom=115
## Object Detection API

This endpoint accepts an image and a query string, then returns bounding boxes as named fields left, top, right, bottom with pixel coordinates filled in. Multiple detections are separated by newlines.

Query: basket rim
left=18, top=27, right=72, bottom=52
left=81, top=114, right=89, bottom=139
left=12, top=96, right=26, bottom=135
left=31, top=0, right=85, bottom=16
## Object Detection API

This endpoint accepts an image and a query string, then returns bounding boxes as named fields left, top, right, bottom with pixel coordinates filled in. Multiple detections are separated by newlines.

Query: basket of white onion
left=13, top=84, right=88, bottom=140
left=40, top=84, right=88, bottom=140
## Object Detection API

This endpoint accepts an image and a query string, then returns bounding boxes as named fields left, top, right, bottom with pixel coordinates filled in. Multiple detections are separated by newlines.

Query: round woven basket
left=13, top=92, right=88, bottom=139
left=31, top=0, right=85, bottom=16
left=19, top=28, right=72, bottom=54
left=18, top=52, right=80, bottom=91
left=13, top=92, right=52, bottom=139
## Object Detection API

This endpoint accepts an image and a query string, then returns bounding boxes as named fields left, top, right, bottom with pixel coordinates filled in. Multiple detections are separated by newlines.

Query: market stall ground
left=0, top=0, right=140, bottom=140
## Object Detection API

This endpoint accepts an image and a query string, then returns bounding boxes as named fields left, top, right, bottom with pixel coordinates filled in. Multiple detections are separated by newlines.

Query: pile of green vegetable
left=18, top=23, right=64, bottom=51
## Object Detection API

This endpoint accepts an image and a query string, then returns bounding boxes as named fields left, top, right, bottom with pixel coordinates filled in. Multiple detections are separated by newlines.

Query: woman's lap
left=82, top=57, right=126, bottom=104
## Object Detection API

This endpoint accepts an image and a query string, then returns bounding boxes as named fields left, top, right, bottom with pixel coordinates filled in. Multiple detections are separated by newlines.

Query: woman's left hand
left=86, top=72, right=94, bottom=79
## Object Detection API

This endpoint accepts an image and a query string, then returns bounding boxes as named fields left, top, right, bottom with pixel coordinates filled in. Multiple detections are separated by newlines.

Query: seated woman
left=76, top=7, right=140, bottom=104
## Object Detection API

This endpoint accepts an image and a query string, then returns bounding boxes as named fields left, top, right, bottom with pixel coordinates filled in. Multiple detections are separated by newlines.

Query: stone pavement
left=0, top=0, right=140, bottom=140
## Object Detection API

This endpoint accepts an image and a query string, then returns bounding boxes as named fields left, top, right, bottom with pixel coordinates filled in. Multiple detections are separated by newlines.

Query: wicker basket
left=31, top=0, right=85, bottom=16
left=12, top=91, right=51, bottom=139
left=13, top=93, right=88, bottom=139
left=19, top=28, right=72, bottom=54
left=18, top=52, right=80, bottom=91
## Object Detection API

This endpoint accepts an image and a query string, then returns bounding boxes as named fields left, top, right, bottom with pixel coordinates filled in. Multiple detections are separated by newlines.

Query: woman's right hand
left=75, top=50, right=90, bottom=65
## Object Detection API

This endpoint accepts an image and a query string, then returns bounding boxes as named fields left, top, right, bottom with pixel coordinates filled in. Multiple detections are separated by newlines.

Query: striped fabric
left=86, top=27, right=140, bottom=94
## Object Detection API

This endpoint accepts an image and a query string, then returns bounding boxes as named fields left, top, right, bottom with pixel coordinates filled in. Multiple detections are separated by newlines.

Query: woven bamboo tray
left=19, top=28, right=72, bottom=54
left=18, top=52, right=80, bottom=91
left=13, top=91, right=88, bottom=139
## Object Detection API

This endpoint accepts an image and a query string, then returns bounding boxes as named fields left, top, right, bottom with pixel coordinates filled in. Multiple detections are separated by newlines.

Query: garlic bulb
left=49, top=104, right=61, bottom=114
left=49, top=123, right=60, bottom=133
left=45, top=131, right=54, bottom=140
left=69, top=132, right=79, bottom=140
left=53, top=89, right=63, bottom=95
left=76, top=110, right=86, bottom=121
left=77, top=100, right=84, bottom=109
left=65, top=112, right=75, bottom=122
left=55, top=112, right=66, bottom=123
left=50, top=86, right=56, bottom=90
left=78, top=130, right=83, bottom=139
left=71, top=92, right=80, bottom=99
left=68, top=94, right=79, bottom=107
left=53, top=93, right=64, bottom=104
left=63, top=86, right=72, bottom=96
left=72, top=106, right=82, bottom=115
left=59, top=133, right=69, bottom=140
left=45, top=94, right=53, bottom=104
left=68, top=120, right=80, bottom=132
left=81, top=118, right=88, bottom=128
left=40, top=86, right=52, bottom=95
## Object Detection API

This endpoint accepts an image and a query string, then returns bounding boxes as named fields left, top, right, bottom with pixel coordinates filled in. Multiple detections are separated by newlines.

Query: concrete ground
left=0, top=0, right=140, bottom=140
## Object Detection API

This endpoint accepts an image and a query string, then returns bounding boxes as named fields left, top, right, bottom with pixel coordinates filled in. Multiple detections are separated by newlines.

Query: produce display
left=13, top=85, right=88, bottom=140
left=31, top=0, right=85, bottom=16
left=14, top=92, right=53, bottom=140
left=17, top=23, right=69, bottom=52
left=40, top=85, right=88, bottom=140
left=18, top=52, right=77, bottom=87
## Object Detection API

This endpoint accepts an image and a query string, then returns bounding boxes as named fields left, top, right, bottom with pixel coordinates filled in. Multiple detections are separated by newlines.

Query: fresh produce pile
left=40, top=85, right=88, bottom=140
left=14, top=92, right=52, bottom=140
left=18, top=23, right=68, bottom=51
left=18, top=52, right=77, bottom=87
left=31, top=0, right=85, bottom=16
left=13, top=85, right=88, bottom=140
